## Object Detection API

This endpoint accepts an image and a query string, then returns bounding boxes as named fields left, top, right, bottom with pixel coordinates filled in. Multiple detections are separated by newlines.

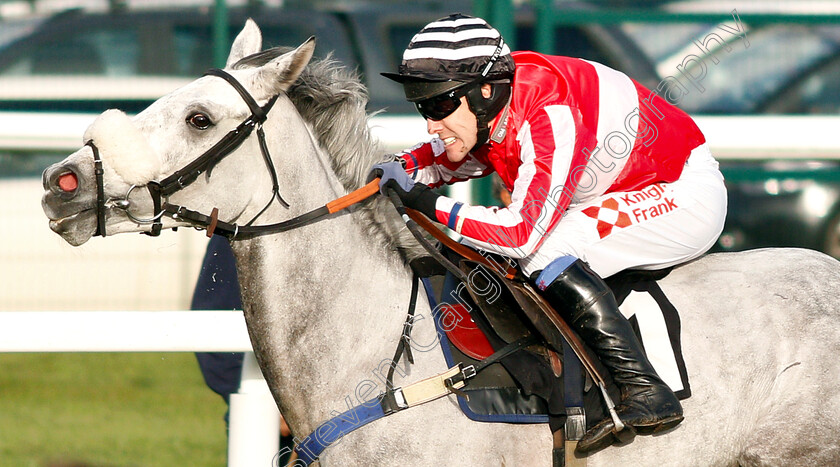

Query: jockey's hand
left=368, top=161, right=439, bottom=219
left=369, top=160, right=414, bottom=195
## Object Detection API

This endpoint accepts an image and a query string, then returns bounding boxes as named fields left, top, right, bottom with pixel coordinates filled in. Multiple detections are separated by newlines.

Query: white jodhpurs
left=519, top=144, right=727, bottom=278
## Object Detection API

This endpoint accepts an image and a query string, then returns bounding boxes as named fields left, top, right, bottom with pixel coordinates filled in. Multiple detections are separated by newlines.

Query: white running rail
left=0, top=310, right=280, bottom=467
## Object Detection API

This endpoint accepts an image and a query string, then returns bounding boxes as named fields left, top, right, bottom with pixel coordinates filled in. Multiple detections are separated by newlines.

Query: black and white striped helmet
left=382, top=13, right=515, bottom=101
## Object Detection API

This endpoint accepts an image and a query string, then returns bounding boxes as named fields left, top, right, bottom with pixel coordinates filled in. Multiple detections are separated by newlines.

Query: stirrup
left=576, top=420, right=637, bottom=454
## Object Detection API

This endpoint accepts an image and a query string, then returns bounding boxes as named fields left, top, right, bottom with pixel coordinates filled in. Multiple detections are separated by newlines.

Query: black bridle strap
left=205, top=68, right=266, bottom=120
left=156, top=68, right=277, bottom=198
left=147, top=181, right=163, bottom=236
left=202, top=69, right=288, bottom=210
left=135, top=68, right=380, bottom=239
left=256, top=124, right=289, bottom=209
left=244, top=123, right=290, bottom=225
left=158, top=116, right=258, bottom=197
left=88, top=68, right=368, bottom=239
left=86, top=141, right=107, bottom=237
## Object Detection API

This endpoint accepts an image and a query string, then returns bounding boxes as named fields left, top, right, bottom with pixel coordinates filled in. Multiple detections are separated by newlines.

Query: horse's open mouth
left=48, top=208, right=91, bottom=231
left=46, top=208, right=97, bottom=246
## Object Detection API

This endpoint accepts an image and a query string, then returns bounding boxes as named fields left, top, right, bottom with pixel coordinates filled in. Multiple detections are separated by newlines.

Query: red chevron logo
left=582, top=198, right=633, bottom=239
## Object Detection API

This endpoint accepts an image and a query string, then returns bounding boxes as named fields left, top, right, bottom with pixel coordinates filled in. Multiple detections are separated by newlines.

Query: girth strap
left=441, top=335, right=541, bottom=395
left=294, top=365, right=467, bottom=466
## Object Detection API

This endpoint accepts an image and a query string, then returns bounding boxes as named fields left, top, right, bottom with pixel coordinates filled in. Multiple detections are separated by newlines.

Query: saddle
left=413, top=250, right=691, bottom=464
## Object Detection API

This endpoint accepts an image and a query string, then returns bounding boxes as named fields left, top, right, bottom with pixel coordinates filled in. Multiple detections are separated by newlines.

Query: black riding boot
left=533, top=259, right=683, bottom=454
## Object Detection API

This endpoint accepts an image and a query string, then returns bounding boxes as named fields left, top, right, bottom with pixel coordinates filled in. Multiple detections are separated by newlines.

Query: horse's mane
left=233, top=47, right=424, bottom=260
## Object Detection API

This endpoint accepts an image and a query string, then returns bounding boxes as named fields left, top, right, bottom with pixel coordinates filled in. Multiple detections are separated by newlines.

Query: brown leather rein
left=404, top=208, right=517, bottom=279
left=161, top=177, right=381, bottom=239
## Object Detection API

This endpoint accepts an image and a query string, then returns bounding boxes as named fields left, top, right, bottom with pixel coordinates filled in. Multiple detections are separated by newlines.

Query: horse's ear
left=227, top=19, right=263, bottom=67
left=257, top=37, right=316, bottom=94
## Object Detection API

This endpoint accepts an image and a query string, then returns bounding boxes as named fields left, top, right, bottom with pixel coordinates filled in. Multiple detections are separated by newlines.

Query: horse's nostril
left=58, top=172, right=79, bottom=193
left=47, top=166, right=81, bottom=200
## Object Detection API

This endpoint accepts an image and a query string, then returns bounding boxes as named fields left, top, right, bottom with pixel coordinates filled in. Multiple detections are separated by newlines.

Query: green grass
left=0, top=353, right=229, bottom=467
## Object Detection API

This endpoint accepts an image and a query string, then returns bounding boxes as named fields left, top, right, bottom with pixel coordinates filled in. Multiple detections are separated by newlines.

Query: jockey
left=371, top=13, right=726, bottom=452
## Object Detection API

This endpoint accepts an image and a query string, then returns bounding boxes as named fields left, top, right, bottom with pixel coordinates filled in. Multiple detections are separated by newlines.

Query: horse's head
left=41, top=20, right=315, bottom=245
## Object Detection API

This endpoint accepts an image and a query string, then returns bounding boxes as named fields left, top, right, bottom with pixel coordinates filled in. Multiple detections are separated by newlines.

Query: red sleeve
left=433, top=105, right=594, bottom=259
left=397, top=139, right=493, bottom=189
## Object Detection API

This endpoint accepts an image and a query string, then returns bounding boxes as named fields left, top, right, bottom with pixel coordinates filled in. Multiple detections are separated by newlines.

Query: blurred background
left=2, top=0, right=840, bottom=465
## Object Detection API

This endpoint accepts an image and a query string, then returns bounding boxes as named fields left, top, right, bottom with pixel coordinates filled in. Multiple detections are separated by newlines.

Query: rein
left=163, top=178, right=380, bottom=239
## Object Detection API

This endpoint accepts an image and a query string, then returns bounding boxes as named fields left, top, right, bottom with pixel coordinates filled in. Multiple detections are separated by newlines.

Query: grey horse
left=42, top=21, right=840, bottom=466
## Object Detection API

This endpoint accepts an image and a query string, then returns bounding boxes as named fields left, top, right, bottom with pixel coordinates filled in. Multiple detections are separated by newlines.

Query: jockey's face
left=426, top=95, right=476, bottom=163
left=426, top=84, right=493, bottom=163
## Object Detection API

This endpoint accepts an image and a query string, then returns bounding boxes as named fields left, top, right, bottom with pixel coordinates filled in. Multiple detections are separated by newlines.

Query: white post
left=227, top=351, right=281, bottom=467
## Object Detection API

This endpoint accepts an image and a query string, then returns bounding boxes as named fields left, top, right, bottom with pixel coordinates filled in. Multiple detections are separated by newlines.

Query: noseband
left=87, top=68, right=378, bottom=239
left=87, top=141, right=108, bottom=237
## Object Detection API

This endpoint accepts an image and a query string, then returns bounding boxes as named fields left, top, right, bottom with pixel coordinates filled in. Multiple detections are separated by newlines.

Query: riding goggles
left=414, top=83, right=473, bottom=121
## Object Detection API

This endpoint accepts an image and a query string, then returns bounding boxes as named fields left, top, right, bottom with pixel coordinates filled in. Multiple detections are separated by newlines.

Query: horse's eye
left=187, top=113, right=213, bottom=130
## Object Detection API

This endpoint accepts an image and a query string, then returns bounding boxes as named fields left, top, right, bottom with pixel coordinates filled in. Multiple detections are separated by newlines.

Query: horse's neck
left=228, top=113, right=441, bottom=435
left=231, top=211, right=422, bottom=432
